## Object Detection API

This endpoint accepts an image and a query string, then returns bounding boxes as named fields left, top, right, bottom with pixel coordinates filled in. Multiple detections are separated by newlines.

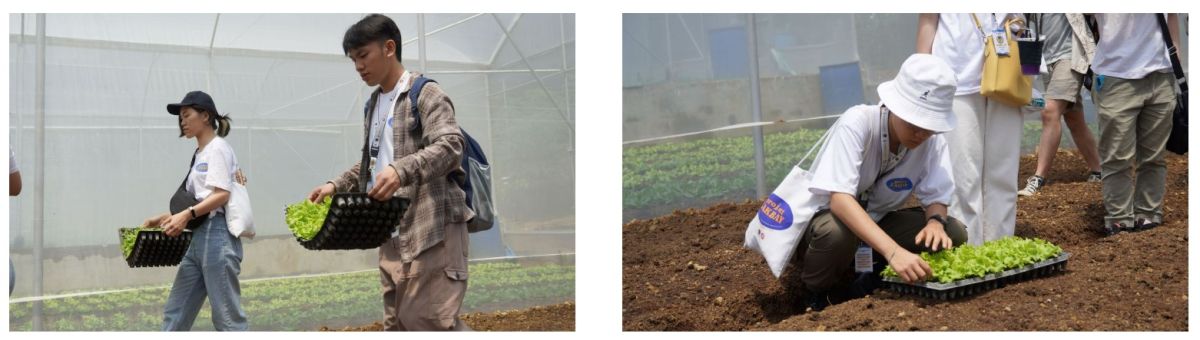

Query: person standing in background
left=916, top=13, right=1027, bottom=245
left=1018, top=13, right=1103, bottom=197
left=10, top=147, right=21, bottom=295
left=1090, top=13, right=1180, bottom=235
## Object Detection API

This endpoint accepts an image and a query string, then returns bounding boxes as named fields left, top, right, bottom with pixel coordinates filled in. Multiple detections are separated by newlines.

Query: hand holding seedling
left=888, top=248, right=932, bottom=283
left=308, top=183, right=335, bottom=204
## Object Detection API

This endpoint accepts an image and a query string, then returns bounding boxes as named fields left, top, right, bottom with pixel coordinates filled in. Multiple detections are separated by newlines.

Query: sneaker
left=1087, top=171, right=1102, bottom=183
left=1018, top=176, right=1046, bottom=196
left=1134, top=218, right=1161, bottom=232
left=1099, top=222, right=1128, bottom=237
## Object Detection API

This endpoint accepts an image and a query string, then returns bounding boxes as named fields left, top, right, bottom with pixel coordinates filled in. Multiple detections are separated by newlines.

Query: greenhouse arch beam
left=489, top=13, right=573, bottom=135
left=486, top=13, right=522, bottom=67
left=207, top=14, right=221, bottom=92
left=426, top=13, right=487, bottom=37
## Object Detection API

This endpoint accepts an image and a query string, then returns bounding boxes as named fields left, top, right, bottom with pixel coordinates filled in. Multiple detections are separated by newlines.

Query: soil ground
left=322, top=302, right=575, bottom=331
left=623, top=151, right=1188, bottom=331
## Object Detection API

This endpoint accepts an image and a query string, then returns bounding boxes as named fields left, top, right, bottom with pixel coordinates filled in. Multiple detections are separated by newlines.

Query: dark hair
left=178, top=107, right=233, bottom=138
left=343, top=14, right=402, bottom=62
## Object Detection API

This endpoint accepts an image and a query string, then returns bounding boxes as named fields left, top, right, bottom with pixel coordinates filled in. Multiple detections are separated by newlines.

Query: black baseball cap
left=166, top=91, right=219, bottom=116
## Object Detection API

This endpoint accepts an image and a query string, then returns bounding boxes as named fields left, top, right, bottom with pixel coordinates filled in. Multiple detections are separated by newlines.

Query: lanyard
left=859, top=106, right=905, bottom=209
left=368, top=101, right=390, bottom=159
left=369, top=72, right=410, bottom=159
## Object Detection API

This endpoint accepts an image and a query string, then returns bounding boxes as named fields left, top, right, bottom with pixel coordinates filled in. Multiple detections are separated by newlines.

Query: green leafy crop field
left=9, top=261, right=573, bottom=331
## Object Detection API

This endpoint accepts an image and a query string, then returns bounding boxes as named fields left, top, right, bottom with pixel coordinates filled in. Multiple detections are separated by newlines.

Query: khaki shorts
left=1042, top=59, right=1085, bottom=107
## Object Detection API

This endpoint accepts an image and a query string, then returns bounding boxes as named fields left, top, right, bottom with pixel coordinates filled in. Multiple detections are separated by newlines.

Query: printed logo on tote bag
left=757, top=193, right=794, bottom=231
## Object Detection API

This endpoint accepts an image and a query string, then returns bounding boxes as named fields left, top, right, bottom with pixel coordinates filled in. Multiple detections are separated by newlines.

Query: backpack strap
left=408, top=76, right=436, bottom=133
left=408, top=76, right=477, bottom=189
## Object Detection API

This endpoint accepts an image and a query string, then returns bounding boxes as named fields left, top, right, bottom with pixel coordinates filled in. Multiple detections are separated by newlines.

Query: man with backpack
left=307, top=14, right=474, bottom=331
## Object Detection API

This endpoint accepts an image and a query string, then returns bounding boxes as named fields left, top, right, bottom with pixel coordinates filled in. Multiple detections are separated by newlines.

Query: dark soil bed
left=623, top=151, right=1188, bottom=331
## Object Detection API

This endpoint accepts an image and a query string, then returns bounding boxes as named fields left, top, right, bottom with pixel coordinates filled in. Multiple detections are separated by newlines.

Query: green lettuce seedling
left=286, top=197, right=332, bottom=241
left=119, top=227, right=164, bottom=258
left=882, top=236, right=1062, bottom=283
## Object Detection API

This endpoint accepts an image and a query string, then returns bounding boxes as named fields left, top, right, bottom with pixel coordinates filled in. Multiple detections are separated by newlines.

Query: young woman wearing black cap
left=141, top=90, right=248, bottom=331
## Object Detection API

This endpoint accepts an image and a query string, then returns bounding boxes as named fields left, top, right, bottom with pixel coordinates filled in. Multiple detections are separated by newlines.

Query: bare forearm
left=9, top=172, right=20, bottom=196
left=191, top=189, right=230, bottom=217
left=916, top=13, right=939, bottom=54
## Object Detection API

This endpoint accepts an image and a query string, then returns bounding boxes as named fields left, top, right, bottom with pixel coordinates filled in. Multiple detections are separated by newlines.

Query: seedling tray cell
left=120, top=228, right=193, bottom=268
left=882, top=252, right=1070, bottom=300
left=296, top=193, right=409, bottom=250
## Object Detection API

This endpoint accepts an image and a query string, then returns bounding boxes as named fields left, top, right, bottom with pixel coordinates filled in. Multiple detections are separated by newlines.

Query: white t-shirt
left=933, top=13, right=1018, bottom=95
left=9, top=147, right=18, bottom=174
left=808, top=104, right=956, bottom=221
left=186, top=137, right=238, bottom=216
left=366, top=70, right=412, bottom=191
left=1091, top=14, right=1172, bottom=80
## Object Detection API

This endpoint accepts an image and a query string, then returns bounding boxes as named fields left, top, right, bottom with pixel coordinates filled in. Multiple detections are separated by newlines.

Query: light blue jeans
left=162, top=213, right=248, bottom=331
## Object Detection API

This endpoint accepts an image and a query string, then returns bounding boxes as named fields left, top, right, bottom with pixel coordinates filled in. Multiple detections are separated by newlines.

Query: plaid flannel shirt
left=330, top=72, right=474, bottom=262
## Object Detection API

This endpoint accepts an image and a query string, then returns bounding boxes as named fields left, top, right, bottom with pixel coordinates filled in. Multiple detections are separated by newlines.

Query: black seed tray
left=121, top=228, right=193, bottom=268
left=296, top=193, right=409, bottom=250
left=882, top=252, right=1071, bottom=300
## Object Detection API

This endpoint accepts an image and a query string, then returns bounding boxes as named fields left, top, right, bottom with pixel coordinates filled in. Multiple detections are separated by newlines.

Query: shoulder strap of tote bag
left=797, top=108, right=884, bottom=178
left=970, top=14, right=984, bottom=36
left=1156, top=14, right=1188, bottom=91
left=796, top=124, right=833, bottom=170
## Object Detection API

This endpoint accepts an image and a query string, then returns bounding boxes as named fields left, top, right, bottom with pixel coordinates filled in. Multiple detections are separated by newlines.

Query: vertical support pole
left=746, top=14, right=767, bottom=198
left=33, top=12, right=46, bottom=331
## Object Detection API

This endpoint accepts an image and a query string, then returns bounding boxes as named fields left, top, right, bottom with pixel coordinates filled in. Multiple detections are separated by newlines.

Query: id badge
left=991, top=28, right=1010, bottom=56
left=854, top=243, right=874, bottom=273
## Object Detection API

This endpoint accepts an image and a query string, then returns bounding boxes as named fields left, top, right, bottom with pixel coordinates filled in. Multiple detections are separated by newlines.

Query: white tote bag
left=744, top=130, right=831, bottom=278
left=226, top=182, right=255, bottom=239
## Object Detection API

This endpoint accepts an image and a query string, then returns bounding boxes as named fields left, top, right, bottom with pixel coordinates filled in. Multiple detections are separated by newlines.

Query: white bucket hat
left=876, top=54, right=958, bottom=133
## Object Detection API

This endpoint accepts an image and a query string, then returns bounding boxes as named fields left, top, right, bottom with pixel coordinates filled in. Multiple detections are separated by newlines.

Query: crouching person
left=796, top=54, right=967, bottom=311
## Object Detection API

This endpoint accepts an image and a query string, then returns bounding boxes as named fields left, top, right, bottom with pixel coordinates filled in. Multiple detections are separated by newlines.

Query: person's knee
left=808, top=214, right=858, bottom=252
left=944, top=216, right=969, bottom=247
left=1041, top=101, right=1066, bottom=121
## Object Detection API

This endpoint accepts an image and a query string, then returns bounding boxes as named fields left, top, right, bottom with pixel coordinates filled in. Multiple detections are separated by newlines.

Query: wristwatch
left=188, top=206, right=197, bottom=219
left=927, top=214, right=947, bottom=226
